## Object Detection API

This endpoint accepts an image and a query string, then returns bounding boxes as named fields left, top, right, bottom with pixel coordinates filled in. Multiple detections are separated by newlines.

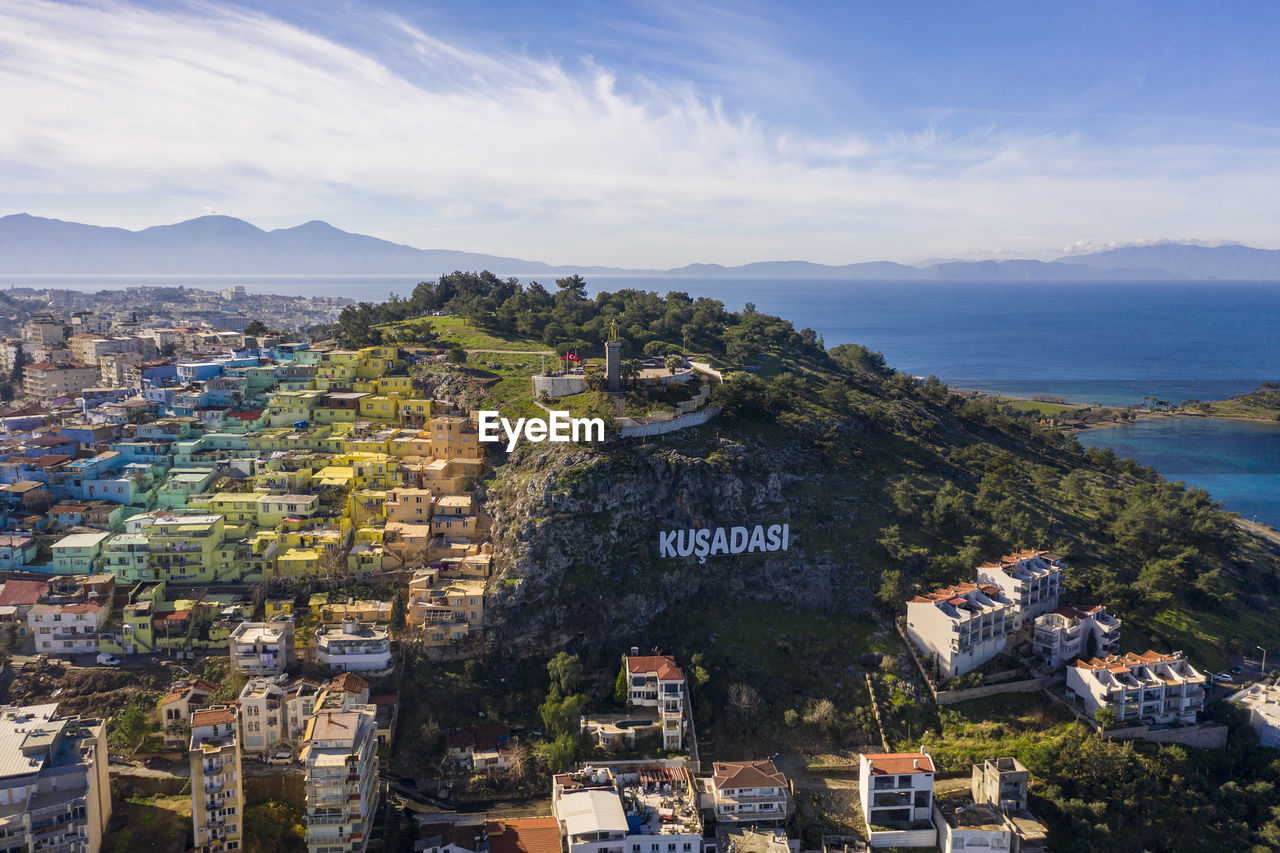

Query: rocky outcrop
left=482, top=428, right=876, bottom=656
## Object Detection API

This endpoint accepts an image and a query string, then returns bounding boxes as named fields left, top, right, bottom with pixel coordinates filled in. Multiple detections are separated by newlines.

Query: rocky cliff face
left=482, top=427, right=877, bottom=655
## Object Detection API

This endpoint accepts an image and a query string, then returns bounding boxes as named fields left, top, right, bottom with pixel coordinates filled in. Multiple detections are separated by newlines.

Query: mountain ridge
left=2, top=212, right=1278, bottom=279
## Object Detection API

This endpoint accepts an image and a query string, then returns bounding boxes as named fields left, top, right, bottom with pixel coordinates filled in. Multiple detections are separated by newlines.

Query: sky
left=2, top=0, right=1279, bottom=267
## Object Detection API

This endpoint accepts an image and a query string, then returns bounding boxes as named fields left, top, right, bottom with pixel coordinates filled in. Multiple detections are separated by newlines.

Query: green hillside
left=344, top=273, right=1280, bottom=850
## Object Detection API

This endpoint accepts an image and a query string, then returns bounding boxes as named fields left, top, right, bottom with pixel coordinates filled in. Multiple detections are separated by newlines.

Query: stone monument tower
left=605, top=319, right=622, bottom=392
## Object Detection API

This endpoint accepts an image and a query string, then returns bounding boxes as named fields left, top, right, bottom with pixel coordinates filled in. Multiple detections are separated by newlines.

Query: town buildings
left=974, top=550, right=1065, bottom=630
left=857, top=750, right=936, bottom=849
left=0, top=703, right=111, bottom=853
left=905, top=583, right=1014, bottom=679
left=160, top=679, right=218, bottom=748
left=1228, top=683, right=1280, bottom=747
left=624, top=652, right=687, bottom=750
left=313, top=618, right=392, bottom=672
left=229, top=621, right=295, bottom=675
left=1066, top=650, right=1208, bottom=725
left=709, top=760, right=790, bottom=825
left=301, top=705, right=379, bottom=853
left=1032, top=605, right=1121, bottom=669
left=552, top=763, right=703, bottom=853
left=189, top=706, right=245, bottom=853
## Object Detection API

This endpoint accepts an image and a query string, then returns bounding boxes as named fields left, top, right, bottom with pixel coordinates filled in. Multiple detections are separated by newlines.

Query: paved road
left=1237, top=518, right=1280, bottom=547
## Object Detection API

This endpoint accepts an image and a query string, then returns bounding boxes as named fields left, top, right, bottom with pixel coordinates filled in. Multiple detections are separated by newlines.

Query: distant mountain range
left=2, top=213, right=1279, bottom=280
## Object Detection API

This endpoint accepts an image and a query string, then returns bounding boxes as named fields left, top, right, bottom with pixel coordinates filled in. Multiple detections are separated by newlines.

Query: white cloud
left=0, top=0, right=1278, bottom=266
left=1060, top=237, right=1245, bottom=255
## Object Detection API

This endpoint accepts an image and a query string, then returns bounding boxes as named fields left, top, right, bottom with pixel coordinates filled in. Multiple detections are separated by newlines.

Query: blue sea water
left=1076, top=418, right=1280, bottom=529
left=7, top=273, right=1279, bottom=524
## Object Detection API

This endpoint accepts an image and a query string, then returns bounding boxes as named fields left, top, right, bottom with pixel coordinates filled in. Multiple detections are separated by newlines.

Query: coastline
left=953, top=388, right=1280, bottom=432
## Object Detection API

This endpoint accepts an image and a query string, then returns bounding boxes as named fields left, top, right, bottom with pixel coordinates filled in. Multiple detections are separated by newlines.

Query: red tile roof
left=909, top=582, right=1002, bottom=604
left=1076, top=650, right=1182, bottom=671
left=328, top=672, right=370, bottom=694
left=0, top=579, right=48, bottom=606
left=486, top=817, right=562, bottom=853
left=712, top=759, right=787, bottom=789
left=191, top=707, right=237, bottom=727
left=861, top=751, right=935, bottom=775
left=627, top=654, right=684, bottom=681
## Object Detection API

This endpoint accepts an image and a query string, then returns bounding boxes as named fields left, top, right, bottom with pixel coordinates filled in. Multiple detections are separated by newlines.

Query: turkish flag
left=566, top=353, right=581, bottom=362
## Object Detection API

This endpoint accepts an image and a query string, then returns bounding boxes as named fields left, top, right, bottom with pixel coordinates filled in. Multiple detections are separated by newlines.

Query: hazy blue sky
left=3, top=0, right=1278, bottom=266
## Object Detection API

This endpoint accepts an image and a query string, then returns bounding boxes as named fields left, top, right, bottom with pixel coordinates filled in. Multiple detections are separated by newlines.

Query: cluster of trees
left=334, top=271, right=827, bottom=368
left=1024, top=709, right=1280, bottom=849
left=537, top=651, right=589, bottom=771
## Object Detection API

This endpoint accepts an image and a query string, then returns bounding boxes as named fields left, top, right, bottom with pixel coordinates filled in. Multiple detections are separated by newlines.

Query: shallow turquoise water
left=1076, top=418, right=1280, bottom=527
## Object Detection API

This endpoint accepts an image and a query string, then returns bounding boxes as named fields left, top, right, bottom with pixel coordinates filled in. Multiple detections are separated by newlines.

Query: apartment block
left=238, top=678, right=286, bottom=757
left=1066, top=650, right=1208, bottom=725
left=1032, top=605, right=1121, bottom=669
left=857, top=750, right=935, bottom=849
left=23, top=362, right=100, bottom=400
left=974, top=550, right=1065, bottom=630
left=302, top=706, right=379, bottom=853
left=189, top=706, right=245, bottom=853
left=229, top=621, right=295, bottom=675
left=313, top=618, right=391, bottom=672
left=0, top=703, right=111, bottom=853
left=905, top=583, right=1014, bottom=679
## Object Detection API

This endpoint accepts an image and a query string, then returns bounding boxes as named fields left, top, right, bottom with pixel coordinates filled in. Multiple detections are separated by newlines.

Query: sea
left=7, top=274, right=1279, bottom=526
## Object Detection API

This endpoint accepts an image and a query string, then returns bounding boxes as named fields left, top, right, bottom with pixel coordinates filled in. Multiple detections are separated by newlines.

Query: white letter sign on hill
left=658, top=524, right=789, bottom=564
left=477, top=410, right=605, bottom=451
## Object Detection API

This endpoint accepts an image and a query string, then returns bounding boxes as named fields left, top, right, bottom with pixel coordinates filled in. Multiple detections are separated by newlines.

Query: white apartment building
left=1066, top=650, right=1208, bottom=725
left=857, top=750, right=936, bottom=849
left=313, top=618, right=391, bottom=673
left=552, top=764, right=703, bottom=853
left=238, top=678, right=286, bottom=757
left=1032, top=605, right=1121, bottom=669
left=189, top=706, right=244, bottom=853
left=0, top=703, right=111, bottom=853
left=1229, top=683, right=1280, bottom=747
left=625, top=652, right=687, bottom=750
left=974, top=550, right=1065, bottom=630
left=28, top=601, right=108, bottom=656
left=709, top=760, right=790, bottom=825
left=229, top=621, right=295, bottom=675
left=905, top=583, right=1014, bottom=679
left=302, top=706, right=379, bottom=853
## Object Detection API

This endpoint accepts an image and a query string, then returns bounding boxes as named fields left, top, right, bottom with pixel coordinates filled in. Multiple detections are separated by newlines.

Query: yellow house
left=347, top=490, right=387, bottom=526
left=264, top=598, right=294, bottom=620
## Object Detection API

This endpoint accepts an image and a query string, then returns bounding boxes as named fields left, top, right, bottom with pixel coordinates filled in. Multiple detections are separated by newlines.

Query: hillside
left=364, top=274, right=1280, bottom=848
left=371, top=278, right=1280, bottom=668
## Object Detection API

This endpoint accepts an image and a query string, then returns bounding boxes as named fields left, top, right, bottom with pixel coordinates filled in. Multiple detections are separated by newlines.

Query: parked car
left=95, top=653, right=121, bottom=666
left=1231, top=665, right=1245, bottom=674
left=266, top=750, right=294, bottom=765
left=1214, top=672, right=1235, bottom=683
